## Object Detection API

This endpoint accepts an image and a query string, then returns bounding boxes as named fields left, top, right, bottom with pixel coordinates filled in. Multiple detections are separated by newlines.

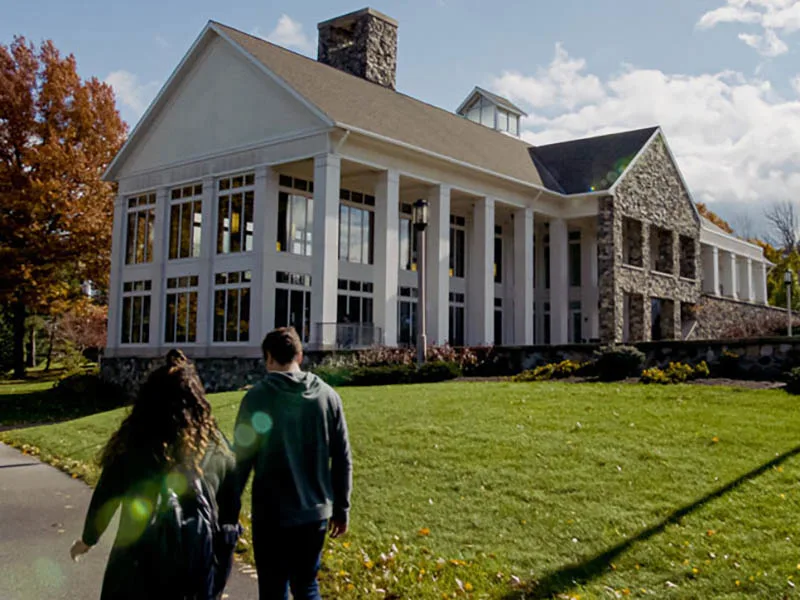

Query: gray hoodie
left=234, top=371, right=352, bottom=527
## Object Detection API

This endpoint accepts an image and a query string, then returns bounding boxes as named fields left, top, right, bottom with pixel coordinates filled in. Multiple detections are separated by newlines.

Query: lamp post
left=785, top=270, right=794, bottom=337
left=413, top=199, right=429, bottom=365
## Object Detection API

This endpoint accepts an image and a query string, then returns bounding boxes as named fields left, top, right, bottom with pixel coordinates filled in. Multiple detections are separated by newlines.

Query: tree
left=764, top=201, right=799, bottom=252
left=0, top=37, right=126, bottom=378
left=696, top=202, right=734, bottom=234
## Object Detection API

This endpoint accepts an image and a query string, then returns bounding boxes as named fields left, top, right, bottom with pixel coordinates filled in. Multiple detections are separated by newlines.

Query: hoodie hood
left=264, top=371, right=323, bottom=399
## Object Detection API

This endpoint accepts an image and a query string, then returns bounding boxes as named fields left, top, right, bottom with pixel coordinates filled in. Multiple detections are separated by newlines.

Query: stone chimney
left=317, top=8, right=398, bottom=90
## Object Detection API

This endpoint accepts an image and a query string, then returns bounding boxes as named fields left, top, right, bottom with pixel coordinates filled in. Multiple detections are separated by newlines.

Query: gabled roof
left=455, top=86, right=528, bottom=117
left=210, top=23, right=545, bottom=188
left=529, top=127, right=659, bottom=194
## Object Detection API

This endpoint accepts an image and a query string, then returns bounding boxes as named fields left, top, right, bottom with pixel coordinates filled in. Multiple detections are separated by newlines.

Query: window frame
left=397, top=287, right=419, bottom=347
left=164, top=275, right=199, bottom=344
left=338, top=189, right=375, bottom=265
left=274, top=271, right=312, bottom=342
left=120, top=279, right=152, bottom=345
left=125, top=193, right=157, bottom=265
left=168, top=184, right=203, bottom=260
left=216, top=173, right=255, bottom=256
left=213, top=270, right=252, bottom=344
left=277, top=180, right=314, bottom=257
left=448, top=292, right=466, bottom=347
left=568, top=229, right=582, bottom=288
left=450, top=215, right=467, bottom=279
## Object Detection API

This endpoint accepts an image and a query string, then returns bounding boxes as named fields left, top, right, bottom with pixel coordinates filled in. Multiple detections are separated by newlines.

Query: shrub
left=52, top=371, right=129, bottom=413
left=640, top=361, right=711, bottom=385
left=511, top=360, right=589, bottom=383
left=594, top=346, right=645, bottom=382
left=312, top=365, right=354, bottom=387
left=785, top=367, right=800, bottom=395
left=416, top=361, right=462, bottom=383
left=313, top=361, right=461, bottom=387
left=716, top=350, right=741, bottom=379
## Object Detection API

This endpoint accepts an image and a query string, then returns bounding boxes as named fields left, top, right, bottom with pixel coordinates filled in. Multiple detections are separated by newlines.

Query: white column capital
left=314, top=153, right=341, bottom=170
left=513, top=207, right=534, bottom=345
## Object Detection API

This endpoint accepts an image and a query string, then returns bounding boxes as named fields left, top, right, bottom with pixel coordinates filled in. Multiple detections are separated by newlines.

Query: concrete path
left=0, top=442, right=258, bottom=599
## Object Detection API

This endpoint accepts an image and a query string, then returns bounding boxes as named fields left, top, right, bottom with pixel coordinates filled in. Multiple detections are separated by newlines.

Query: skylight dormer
left=456, top=87, right=527, bottom=137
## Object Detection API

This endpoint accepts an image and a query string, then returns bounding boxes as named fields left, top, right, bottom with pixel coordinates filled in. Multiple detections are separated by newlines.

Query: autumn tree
left=695, top=202, right=734, bottom=234
left=0, top=37, right=126, bottom=378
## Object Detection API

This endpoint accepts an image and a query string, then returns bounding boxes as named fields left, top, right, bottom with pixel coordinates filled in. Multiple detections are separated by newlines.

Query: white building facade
left=103, top=9, right=772, bottom=362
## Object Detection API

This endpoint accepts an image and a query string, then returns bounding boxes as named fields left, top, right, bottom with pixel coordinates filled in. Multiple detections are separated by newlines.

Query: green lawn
left=2, top=381, right=800, bottom=599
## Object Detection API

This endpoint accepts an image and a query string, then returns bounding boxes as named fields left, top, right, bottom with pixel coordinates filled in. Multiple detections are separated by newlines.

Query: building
left=103, top=8, right=775, bottom=367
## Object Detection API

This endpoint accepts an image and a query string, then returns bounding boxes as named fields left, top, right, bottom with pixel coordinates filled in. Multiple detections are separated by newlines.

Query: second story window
left=125, top=193, right=156, bottom=265
left=450, top=215, right=466, bottom=278
left=169, top=184, right=203, bottom=260
left=338, top=189, right=375, bottom=265
left=216, top=174, right=254, bottom=255
left=277, top=176, right=313, bottom=257
left=399, top=203, right=419, bottom=271
left=494, top=225, right=503, bottom=284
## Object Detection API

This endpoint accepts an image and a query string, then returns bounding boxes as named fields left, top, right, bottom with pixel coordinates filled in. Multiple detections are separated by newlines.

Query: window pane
left=292, top=195, right=306, bottom=255
left=399, top=220, right=409, bottom=270
left=289, top=290, right=304, bottom=333
left=230, top=193, right=243, bottom=253
left=121, top=297, right=132, bottom=343
left=509, top=115, right=519, bottom=136
left=188, top=292, right=197, bottom=343
left=277, top=193, right=288, bottom=252
left=337, top=295, right=348, bottom=322
left=180, top=203, right=191, bottom=258
left=349, top=207, right=363, bottom=263
left=136, top=211, right=147, bottom=263
left=466, top=105, right=480, bottom=123
left=126, top=213, right=136, bottom=264
left=214, top=290, right=226, bottom=341
left=305, top=198, right=313, bottom=256
left=275, top=288, right=289, bottom=328
left=456, top=229, right=465, bottom=277
left=176, top=292, right=188, bottom=342
left=303, top=291, right=311, bottom=342
left=165, top=293, right=176, bottom=343
left=131, top=296, right=143, bottom=343
left=146, top=209, right=155, bottom=262
left=217, top=197, right=228, bottom=254
left=363, top=298, right=373, bottom=324
left=544, top=246, right=551, bottom=289
left=495, top=236, right=503, bottom=284
left=226, top=289, right=239, bottom=341
left=366, top=211, right=374, bottom=265
left=192, top=201, right=202, bottom=257
left=481, top=101, right=495, bottom=127
left=497, top=110, right=508, bottom=132
left=168, top=204, right=180, bottom=259
left=339, top=204, right=348, bottom=260
left=240, top=287, right=250, bottom=342
left=569, top=242, right=582, bottom=287
left=244, top=191, right=254, bottom=252
left=142, top=296, right=151, bottom=343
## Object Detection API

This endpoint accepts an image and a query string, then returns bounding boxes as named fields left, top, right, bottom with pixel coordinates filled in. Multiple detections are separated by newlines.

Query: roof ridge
left=532, top=126, right=660, bottom=149
left=211, top=20, right=535, bottom=149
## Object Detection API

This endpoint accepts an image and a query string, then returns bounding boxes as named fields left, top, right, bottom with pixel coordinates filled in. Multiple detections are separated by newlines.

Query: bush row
left=313, top=361, right=461, bottom=387
left=511, top=360, right=590, bottom=382
left=641, top=361, right=710, bottom=384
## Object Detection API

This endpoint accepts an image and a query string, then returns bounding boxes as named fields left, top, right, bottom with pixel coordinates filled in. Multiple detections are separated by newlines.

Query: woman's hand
left=70, top=539, right=91, bottom=561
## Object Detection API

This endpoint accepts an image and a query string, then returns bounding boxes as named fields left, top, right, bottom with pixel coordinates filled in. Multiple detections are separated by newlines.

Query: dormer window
left=456, top=86, right=526, bottom=137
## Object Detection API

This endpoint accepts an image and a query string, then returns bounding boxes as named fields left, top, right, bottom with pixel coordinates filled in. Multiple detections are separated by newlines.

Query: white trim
left=209, top=22, right=334, bottom=127
left=455, top=86, right=528, bottom=117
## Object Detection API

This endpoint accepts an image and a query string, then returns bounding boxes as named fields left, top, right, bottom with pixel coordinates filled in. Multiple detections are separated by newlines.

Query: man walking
left=234, top=327, right=352, bottom=600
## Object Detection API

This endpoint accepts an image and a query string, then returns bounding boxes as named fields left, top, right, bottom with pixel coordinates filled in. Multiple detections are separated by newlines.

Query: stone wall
left=692, top=294, right=793, bottom=340
left=317, top=10, right=398, bottom=89
left=598, top=135, right=702, bottom=343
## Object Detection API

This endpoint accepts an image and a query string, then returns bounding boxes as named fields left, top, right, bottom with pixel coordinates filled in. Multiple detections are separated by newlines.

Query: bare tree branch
left=764, top=201, right=799, bottom=251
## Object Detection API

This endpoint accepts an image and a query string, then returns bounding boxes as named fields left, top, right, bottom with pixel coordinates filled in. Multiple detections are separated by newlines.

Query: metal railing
left=309, top=323, right=383, bottom=350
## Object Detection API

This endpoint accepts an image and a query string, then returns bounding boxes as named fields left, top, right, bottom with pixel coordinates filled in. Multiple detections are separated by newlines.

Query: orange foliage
left=695, top=202, right=734, bottom=234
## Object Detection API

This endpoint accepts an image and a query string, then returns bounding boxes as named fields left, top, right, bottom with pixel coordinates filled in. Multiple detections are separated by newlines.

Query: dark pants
left=252, top=519, right=327, bottom=600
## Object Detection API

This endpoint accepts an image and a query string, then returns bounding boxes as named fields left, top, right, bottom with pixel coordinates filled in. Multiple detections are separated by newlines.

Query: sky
left=3, top=0, right=800, bottom=237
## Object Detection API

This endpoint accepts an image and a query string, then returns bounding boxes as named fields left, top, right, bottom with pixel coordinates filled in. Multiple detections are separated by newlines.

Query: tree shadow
left=503, top=443, right=800, bottom=599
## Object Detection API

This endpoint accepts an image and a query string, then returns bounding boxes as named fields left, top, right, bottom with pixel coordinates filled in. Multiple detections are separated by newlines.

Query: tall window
left=570, top=300, right=582, bottom=344
left=339, top=189, right=375, bottom=265
left=277, top=175, right=313, bottom=256
left=494, top=298, right=503, bottom=345
left=213, top=271, right=251, bottom=343
left=121, top=280, right=151, bottom=344
left=169, top=184, right=203, bottom=260
left=494, top=226, right=503, bottom=283
left=397, top=287, right=418, bottom=346
left=165, top=276, right=198, bottom=343
left=544, top=235, right=551, bottom=290
left=569, top=230, right=581, bottom=287
left=399, top=204, right=419, bottom=271
left=275, top=271, right=312, bottom=342
left=216, top=174, right=254, bottom=254
left=449, top=292, right=465, bottom=347
left=337, top=279, right=374, bottom=324
left=543, top=302, right=551, bottom=345
left=125, top=193, right=156, bottom=264
left=450, top=215, right=466, bottom=278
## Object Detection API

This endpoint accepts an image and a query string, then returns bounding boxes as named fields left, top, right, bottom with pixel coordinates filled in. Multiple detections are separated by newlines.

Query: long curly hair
left=100, top=349, right=218, bottom=474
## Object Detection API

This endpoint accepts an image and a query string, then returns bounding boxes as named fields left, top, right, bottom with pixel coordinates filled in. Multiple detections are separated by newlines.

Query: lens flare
left=252, top=411, right=273, bottom=434
left=235, top=423, right=257, bottom=447
left=33, top=557, right=65, bottom=589
left=166, top=471, right=188, bottom=496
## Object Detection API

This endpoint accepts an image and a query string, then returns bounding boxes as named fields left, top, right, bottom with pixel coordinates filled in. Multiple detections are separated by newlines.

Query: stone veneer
left=317, top=9, right=398, bottom=90
left=598, top=135, right=702, bottom=343
left=693, top=295, right=792, bottom=340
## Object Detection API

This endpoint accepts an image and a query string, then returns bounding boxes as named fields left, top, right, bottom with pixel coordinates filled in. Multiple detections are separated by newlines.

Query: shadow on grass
left=504, top=443, right=800, bottom=599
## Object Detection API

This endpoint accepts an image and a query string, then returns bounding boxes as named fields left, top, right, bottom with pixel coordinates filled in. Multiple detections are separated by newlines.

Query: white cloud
left=792, top=75, right=800, bottom=94
left=698, top=0, right=800, bottom=55
left=738, top=28, right=790, bottom=55
left=264, top=14, right=314, bottom=54
left=105, top=70, right=160, bottom=118
left=491, top=44, right=800, bottom=215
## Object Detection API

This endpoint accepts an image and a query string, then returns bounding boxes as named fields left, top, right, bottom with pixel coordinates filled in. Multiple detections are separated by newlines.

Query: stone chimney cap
left=317, top=7, right=399, bottom=29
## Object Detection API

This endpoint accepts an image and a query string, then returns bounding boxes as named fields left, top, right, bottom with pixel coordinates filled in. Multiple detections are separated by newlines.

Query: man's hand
left=70, top=539, right=91, bottom=562
left=328, top=519, right=348, bottom=539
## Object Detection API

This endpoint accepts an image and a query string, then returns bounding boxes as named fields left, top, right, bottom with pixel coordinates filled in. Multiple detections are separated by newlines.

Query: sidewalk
left=0, top=442, right=257, bottom=599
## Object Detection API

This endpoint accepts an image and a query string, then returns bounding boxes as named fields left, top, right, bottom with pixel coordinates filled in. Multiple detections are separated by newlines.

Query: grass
left=3, top=381, right=800, bottom=599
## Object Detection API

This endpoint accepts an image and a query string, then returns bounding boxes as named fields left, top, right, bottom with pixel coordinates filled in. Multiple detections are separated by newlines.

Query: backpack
left=142, top=460, right=219, bottom=600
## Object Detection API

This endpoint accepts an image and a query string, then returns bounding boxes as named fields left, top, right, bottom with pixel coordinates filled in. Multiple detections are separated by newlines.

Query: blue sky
left=4, top=0, right=800, bottom=234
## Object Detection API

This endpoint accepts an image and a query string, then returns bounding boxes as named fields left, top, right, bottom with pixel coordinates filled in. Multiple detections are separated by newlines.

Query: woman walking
left=70, top=350, right=241, bottom=599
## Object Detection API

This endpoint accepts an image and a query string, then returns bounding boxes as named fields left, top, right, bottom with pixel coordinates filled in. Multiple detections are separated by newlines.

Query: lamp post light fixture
left=413, top=199, right=429, bottom=365
left=785, top=270, right=794, bottom=337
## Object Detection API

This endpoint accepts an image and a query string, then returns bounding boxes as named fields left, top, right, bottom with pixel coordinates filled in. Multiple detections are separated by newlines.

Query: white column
left=744, top=258, right=754, bottom=302
left=253, top=166, right=278, bottom=344
left=468, top=197, right=494, bottom=345
left=708, top=247, right=720, bottom=295
left=105, top=195, right=127, bottom=352
left=758, top=262, right=769, bottom=305
left=374, top=170, right=400, bottom=346
left=149, top=187, right=169, bottom=347
left=513, top=207, right=534, bottom=345
left=721, top=251, right=738, bottom=300
left=550, top=218, right=569, bottom=345
left=195, top=176, right=216, bottom=348
left=425, top=184, right=450, bottom=345
left=581, top=221, right=599, bottom=341
left=311, top=154, right=341, bottom=347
